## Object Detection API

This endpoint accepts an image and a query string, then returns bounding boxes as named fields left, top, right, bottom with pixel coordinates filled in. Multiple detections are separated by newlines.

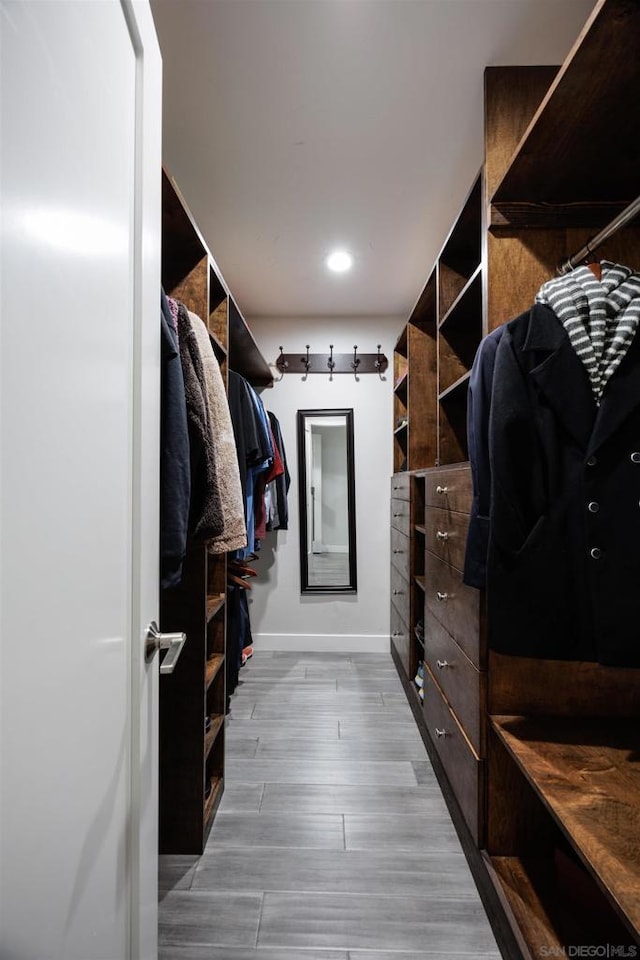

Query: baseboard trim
left=252, top=633, right=389, bottom=652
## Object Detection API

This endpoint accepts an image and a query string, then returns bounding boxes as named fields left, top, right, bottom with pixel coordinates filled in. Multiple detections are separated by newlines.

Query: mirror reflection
left=297, top=409, right=357, bottom=594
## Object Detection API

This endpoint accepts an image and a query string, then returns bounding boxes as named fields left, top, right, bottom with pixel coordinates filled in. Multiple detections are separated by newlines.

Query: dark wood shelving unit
left=391, top=4, right=640, bottom=957
left=159, top=168, right=272, bottom=855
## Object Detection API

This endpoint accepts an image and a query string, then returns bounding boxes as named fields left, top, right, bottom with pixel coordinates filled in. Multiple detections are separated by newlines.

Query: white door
left=0, top=3, right=162, bottom=959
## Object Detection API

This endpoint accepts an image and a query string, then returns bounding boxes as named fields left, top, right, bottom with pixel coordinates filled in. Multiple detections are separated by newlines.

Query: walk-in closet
left=2, top=1, right=639, bottom=959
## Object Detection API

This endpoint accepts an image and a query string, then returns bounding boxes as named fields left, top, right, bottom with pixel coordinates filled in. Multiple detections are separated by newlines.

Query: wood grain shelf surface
left=394, top=369, right=408, bottom=394
left=394, top=422, right=408, bottom=437
left=205, top=654, right=225, bottom=689
left=204, top=714, right=225, bottom=758
left=491, top=0, right=640, bottom=209
left=203, top=775, right=224, bottom=832
left=438, top=264, right=482, bottom=330
left=206, top=593, right=226, bottom=622
left=414, top=575, right=426, bottom=592
left=414, top=524, right=426, bottom=536
left=491, top=715, right=640, bottom=935
left=438, top=371, right=471, bottom=403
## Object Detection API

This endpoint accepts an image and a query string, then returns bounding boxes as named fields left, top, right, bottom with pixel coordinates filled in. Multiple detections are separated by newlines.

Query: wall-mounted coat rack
left=275, top=345, right=388, bottom=381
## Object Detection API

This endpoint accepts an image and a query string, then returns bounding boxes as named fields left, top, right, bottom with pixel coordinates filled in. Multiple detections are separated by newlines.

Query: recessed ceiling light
left=326, top=250, right=353, bottom=273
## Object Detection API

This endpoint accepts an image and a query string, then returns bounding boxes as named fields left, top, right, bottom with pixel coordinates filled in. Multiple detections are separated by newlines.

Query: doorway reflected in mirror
left=297, top=409, right=357, bottom=594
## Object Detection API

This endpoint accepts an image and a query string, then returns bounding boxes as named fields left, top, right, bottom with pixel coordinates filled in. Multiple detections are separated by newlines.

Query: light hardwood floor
left=158, top=650, right=501, bottom=959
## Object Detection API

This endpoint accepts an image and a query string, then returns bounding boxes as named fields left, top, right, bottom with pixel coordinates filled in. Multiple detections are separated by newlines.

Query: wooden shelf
left=394, top=369, right=408, bottom=394
left=414, top=575, right=426, bottom=592
left=414, top=524, right=426, bottom=536
left=205, top=654, right=224, bottom=689
left=394, top=422, right=408, bottom=437
left=206, top=593, right=226, bottom=622
left=491, top=0, right=640, bottom=217
left=439, top=371, right=471, bottom=403
left=491, top=715, right=640, bottom=936
left=229, top=297, right=273, bottom=387
left=204, top=714, right=224, bottom=758
left=408, top=272, right=437, bottom=332
left=439, top=264, right=483, bottom=331
left=203, top=775, right=224, bottom=832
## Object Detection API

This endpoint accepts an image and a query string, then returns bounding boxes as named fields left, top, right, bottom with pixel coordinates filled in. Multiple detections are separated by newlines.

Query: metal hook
left=375, top=344, right=387, bottom=381
left=351, top=345, right=360, bottom=381
left=301, top=344, right=311, bottom=380
left=328, top=344, right=335, bottom=381
left=275, top=346, right=288, bottom=382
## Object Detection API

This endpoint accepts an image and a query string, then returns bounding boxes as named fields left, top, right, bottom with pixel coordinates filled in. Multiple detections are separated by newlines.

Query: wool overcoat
left=487, top=302, right=640, bottom=667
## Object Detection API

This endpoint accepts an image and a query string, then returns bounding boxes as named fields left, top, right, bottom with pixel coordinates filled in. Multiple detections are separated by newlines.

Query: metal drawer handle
left=145, top=620, right=187, bottom=674
left=393, top=512, right=402, bottom=517
left=436, top=591, right=449, bottom=601
left=393, top=548, right=404, bottom=554
left=393, top=589, right=404, bottom=596
left=436, top=530, right=449, bottom=541
left=436, top=485, right=448, bottom=495
left=436, top=659, right=450, bottom=669
left=435, top=728, right=447, bottom=738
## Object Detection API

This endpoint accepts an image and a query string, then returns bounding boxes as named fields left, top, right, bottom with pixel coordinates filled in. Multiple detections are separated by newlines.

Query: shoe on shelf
left=419, top=686, right=424, bottom=702
left=414, top=661, right=424, bottom=689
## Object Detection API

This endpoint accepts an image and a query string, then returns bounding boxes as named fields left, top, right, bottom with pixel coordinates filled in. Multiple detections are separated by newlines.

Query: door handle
left=145, top=620, right=186, bottom=674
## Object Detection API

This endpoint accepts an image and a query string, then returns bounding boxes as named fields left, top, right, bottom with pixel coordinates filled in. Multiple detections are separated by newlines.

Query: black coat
left=487, top=302, right=640, bottom=667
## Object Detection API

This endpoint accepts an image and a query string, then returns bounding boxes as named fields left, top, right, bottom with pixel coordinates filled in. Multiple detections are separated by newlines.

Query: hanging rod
left=559, top=193, right=640, bottom=274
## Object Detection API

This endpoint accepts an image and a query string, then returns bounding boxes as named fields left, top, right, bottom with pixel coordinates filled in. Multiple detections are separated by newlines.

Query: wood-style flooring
left=158, top=650, right=501, bottom=959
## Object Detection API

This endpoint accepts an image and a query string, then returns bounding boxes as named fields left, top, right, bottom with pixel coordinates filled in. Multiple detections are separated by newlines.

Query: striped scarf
left=535, top=261, right=640, bottom=404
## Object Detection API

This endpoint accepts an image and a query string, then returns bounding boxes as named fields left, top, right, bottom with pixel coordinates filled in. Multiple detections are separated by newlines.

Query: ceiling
left=150, top=0, right=596, bottom=320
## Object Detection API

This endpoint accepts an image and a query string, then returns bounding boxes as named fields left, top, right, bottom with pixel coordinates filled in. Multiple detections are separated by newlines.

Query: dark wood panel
left=390, top=562, right=410, bottom=627
left=208, top=297, right=228, bottom=354
left=228, top=297, right=273, bottom=387
left=492, top=0, right=640, bottom=206
left=390, top=472, right=410, bottom=501
left=407, top=324, right=437, bottom=469
left=390, top=496, right=411, bottom=536
left=484, top=66, right=558, bottom=204
left=424, top=464, right=472, bottom=512
left=391, top=602, right=411, bottom=678
left=390, top=527, right=410, bottom=576
left=491, top=715, right=640, bottom=937
left=425, top=550, right=479, bottom=652
left=408, top=271, right=437, bottom=332
left=424, top=609, right=483, bottom=754
left=488, top=651, right=640, bottom=718
left=423, top=672, right=483, bottom=845
left=424, top=505, right=469, bottom=573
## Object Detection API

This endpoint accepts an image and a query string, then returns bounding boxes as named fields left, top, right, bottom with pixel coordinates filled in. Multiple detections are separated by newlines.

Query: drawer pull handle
left=393, top=548, right=404, bottom=554
left=436, top=591, right=449, bottom=601
left=436, top=530, right=449, bottom=541
left=393, top=589, right=404, bottom=596
left=393, top=512, right=402, bottom=518
left=434, top=728, right=447, bottom=738
left=436, top=659, right=450, bottom=669
left=436, top=485, right=448, bottom=495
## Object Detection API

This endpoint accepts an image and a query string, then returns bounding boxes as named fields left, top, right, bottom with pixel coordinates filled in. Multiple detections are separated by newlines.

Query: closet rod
left=560, top=194, right=640, bottom=273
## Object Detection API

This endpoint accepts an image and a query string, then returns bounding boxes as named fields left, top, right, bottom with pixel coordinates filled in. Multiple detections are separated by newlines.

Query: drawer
left=390, top=563, right=410, bottom=625
left=391, top=527, right=410, bottom=576
left=425, top=465, right=472, bottom=513
left=391, top=497, right=411, bottom=536
left=390, top=602, right=411, bottom=678
left=390, top=472, right=410, bottom=501
left=424, top=608, right=483, bottom=754
left=423, top=671, right=484, bottom=845
left=425, top=505, right=469, bottom=573
left=425, top=551, right=480, bottom=664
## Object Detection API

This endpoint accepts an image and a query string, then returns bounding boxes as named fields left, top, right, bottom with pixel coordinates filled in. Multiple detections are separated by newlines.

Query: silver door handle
left=145, top=620, right=186, bottom=674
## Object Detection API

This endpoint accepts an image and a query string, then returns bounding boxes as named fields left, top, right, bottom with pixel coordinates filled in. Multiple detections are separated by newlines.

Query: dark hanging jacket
left=267, top=411, right=290, bottom=530
left=160, top=290, right=190, bottom=588
left=487, top=302, right=640, bottom=667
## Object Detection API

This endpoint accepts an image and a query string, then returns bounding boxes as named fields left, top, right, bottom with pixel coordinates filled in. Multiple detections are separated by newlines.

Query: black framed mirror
left=297, top=409, right=357, bottom=595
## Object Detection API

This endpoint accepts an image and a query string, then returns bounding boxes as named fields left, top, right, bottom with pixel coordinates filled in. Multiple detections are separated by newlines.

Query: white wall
left=316, top=423, right=348, bottom=550
left=248, top=316, right=403, bottom=651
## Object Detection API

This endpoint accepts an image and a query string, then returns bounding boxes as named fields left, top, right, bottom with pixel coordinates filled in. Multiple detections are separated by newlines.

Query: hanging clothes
left=160, top=289, right=191, bottom=588
left=228, top=371, right=273, bottom=558
left=478, top=265, right=640, bottom=667
left=187, top=311, right=247, bottom=554
left=266, top=411, right=290, bottom=531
